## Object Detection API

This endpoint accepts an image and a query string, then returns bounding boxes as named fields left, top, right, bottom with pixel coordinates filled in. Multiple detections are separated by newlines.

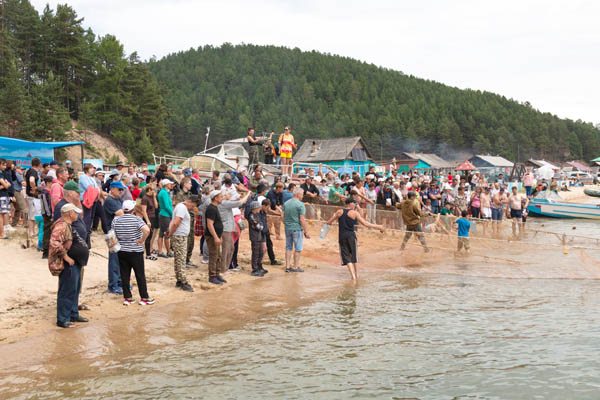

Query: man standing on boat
left=247, top=128, right=263, bottom=171
left=522, top=168, right=535, bottom=197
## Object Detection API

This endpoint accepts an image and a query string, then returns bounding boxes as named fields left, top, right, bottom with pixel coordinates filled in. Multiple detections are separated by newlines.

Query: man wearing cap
left=112, top=200, right=154, bottom=305
left=205, top=190, right=226, bottom=284
left=104, top=181, right=125, bottom=294
left=175, top=177, right=196, bottom=266
left=157, top=179, right=175, bottom=258
left=218, top=188, right=251, bottom=274
left=51, top=203, right=89, bottom=328
left=166, top=195, right=201, bottom=291
left=47, top=160, right=60, bottom=180
left=328, top=179, right=346, bottom=206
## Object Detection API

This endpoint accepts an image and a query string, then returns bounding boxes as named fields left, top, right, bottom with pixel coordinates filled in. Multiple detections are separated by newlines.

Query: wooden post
left=80, top=144, right=84, bottom=171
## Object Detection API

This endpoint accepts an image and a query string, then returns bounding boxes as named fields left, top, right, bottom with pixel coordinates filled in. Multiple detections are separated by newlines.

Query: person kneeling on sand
left=326, top=197, right=385, bottom=280
left=455, top=210, right=471, bottom=255
left=112, top=200, right=154, bottom=305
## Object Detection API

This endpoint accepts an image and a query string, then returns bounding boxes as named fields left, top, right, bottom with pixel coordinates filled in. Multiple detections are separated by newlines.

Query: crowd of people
left=0, top=139, right=548, bottom=328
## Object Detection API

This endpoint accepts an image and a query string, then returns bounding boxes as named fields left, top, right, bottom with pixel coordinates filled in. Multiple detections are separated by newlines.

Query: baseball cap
left=122, top=200, right=136, bottom=211
left=95, top=170, right=105, bottom=176
left=161, top=178, right=174, bottom=186
left=65, top=160, right=71, bottom=165
left=209, top=190, right=222, bottom=200
left=61, top=203, right=82, bottom=214
left=188, top=194, right=201, bottom=205
left=334, top=179, right=342, bottom=185
left=63, top=181, right=82, bottom=193
left=110, top=181, right=126, bottom=189
left=345, top=197, right=357, bottom=204
left=250, top=201, right=261, bottom=210
left=183, top=168, right=192, bottom=176
left=108, top=169, right=120, bottom=177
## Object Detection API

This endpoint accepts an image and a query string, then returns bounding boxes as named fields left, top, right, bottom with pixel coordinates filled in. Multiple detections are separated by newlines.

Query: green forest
left=0, top=0, right=169, bottom=163
left=149, top=44, right=600, bottom=162
left=2, top=1, right=600, bottom=164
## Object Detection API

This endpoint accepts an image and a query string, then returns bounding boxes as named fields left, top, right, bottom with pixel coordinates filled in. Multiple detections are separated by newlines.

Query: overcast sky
left=30, top=0, right=600, bottom=124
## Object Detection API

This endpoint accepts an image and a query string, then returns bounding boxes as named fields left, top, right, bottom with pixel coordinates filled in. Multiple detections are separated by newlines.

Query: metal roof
left=294, top=137, right=373, bottom=162
left=402, top=152, right=454, bottom=169
left=470, top=154, right=514, bottom=168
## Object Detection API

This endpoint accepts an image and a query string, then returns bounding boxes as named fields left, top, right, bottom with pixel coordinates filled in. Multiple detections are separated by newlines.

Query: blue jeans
left=285, top=230, right=303, bottom=252
left=525, top=186, right=532, bottom=197
left=108, top=251, right=122, bottom=291
left=57, top=263, right=81, bottom=324
left=491, top=207, right=503, bottom=221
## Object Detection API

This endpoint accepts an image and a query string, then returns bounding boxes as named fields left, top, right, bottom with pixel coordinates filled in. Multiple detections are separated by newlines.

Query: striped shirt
left=112, top=214, right=146, bottom=253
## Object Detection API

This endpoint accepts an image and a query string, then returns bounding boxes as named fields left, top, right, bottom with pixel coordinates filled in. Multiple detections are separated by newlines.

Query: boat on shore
left=583, top=188, right=600, bottom=198
left=527, top=191, right=600, bottom=219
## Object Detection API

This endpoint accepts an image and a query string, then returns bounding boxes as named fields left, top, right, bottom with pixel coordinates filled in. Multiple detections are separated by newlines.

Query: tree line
left=0, top=0, right=169, bottom=163
left=148, top=43, right=600, bottom=162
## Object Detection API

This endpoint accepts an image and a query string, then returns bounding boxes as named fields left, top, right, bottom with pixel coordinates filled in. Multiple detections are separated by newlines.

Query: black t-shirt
left=205, top=204, right=223, bottom=238
left=0, top=170, right=10, bottom=197
left=25, top=168, right=39, bottom=197
left=301, top=183, right=318, bottom=195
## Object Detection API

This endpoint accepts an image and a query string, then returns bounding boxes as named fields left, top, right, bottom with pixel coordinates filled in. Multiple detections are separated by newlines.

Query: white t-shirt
left=171, top=202, right=190, bottom=236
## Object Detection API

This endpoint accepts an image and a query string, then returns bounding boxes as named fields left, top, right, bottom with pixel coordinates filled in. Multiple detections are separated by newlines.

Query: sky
left=30, top=0, right=600, bottom=124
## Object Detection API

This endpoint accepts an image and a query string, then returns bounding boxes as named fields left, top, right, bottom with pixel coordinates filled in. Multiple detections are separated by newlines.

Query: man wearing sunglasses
left=104, top=181, right=126, bottom=294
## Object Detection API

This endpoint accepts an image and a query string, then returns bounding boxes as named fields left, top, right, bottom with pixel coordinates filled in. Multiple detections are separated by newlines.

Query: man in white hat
left=157, top=179, right=175, bottom=258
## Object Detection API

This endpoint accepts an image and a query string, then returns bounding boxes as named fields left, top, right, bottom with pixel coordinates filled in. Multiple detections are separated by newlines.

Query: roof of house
left=469, top=154, right=514, bottom=168
left=456, top=160, right=477, bottom=171
left=527, top=159, right=560, bottom=169
left=294, top=137, right=373, bottom=162
left=401, top=152, right=454, bottom=169
left=565, top=161, right=591, bottom=172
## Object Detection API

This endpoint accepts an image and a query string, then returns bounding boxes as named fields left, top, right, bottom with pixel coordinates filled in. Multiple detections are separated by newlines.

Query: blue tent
left=0, top=136, right=84, bottom=168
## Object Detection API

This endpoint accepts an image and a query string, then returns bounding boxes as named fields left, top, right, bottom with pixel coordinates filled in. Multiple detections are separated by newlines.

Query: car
left=568, top=171, right=592, bottom=179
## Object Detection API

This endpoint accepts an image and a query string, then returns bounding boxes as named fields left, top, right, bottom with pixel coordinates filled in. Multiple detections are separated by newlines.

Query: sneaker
left=181, top=283, right=194, bottom=292
left=157, top=252, right=168, bottom=258
left=109, top=288, right=123, bottom=295
left=291, top=268, right=304, bottom=273
left=285, top=268, right=293, bottom=273
left=259, top=268, right=269, bottom=274
left=270, top=260, right=282, bottom=266
left=4, top=225, right=15, bottom=232
left=251, top=270, right=265, bottom=277
left=186, top=261, right=197, bottom=268
left=217, top=275, right=227, bottom=283
left=175, top=280, right=182, bottom=288
left=201, top=258, right=209, bottom=264
left=139, top=298, right=155, bottom=305
left=123, top=298, right=135, bottom=306
left=209, top=277, right=223, bottom=285
left=228, top=266, right=241, bottom=271
left=167, top=252, right=174, bottom=258
left=151, top=250, right=158, bottom=255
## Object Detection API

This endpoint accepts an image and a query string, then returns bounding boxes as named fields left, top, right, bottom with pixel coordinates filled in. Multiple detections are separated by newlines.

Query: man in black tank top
left=325, top=198, right=385, bottom=280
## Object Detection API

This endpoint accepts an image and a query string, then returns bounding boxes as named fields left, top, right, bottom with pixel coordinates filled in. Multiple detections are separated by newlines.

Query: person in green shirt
left=283, top=187, right=310, bottom=273
left=440, top=202, right=453, bottom=216
left=157, top=179, right=175, bottom=257
left=328, top=179, right=346, bottom=205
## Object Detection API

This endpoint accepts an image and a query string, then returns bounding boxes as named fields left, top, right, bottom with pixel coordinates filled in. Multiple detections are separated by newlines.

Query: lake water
left=2, top=218, right=600, bottom=399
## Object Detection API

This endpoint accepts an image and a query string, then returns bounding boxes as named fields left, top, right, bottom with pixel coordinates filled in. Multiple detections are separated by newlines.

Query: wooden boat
left=527, top=191, right=600, bottom=219
left=583, top=188, right=600, bottom=197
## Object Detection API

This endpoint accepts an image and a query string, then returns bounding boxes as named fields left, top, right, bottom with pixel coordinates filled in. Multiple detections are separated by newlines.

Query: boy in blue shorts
left=455, top=210, right=471, bottom=255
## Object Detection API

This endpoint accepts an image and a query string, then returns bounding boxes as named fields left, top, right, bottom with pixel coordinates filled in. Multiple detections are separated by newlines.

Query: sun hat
left=61, top=203, right=82, bottom=214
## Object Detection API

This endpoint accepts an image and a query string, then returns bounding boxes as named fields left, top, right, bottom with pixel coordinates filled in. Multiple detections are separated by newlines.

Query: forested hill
left=149, top=44, right=600, bottom=162
left=0, top=0, right=169, bottom=163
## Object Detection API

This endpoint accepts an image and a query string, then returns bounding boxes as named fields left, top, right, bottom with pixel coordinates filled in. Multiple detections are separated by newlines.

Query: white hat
left=122, top=200, right=136, bottom=212
left=161, top=178, right=174, bottom=186
left=209, top=190, right=222, bottom=200
left=61, top=203, right=82, bottom=214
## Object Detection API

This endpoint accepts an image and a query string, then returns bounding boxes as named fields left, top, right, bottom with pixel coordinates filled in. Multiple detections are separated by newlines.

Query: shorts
left=27, top=196, right=37, bottom=220
left=457, top=237, right=470, bottom=251
left=491, top=208, right=503, bottom=221
left=285, top=230, right=303, bottom=252
left=0, top=197, right=10, bottom=214
left=481, top=207, right=491, bottom=219
left=159, top=215, right=171, bottom=238
left=280, top=152, right=292, bottom=159
left=149, top=214, right=159, bottom=230
left=339, top=235, right=358, bottom=265
left=510, top=209, right=522, bottom=219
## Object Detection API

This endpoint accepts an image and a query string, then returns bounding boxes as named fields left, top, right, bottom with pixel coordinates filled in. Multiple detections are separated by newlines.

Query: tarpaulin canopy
left=455, top=160, right=477, bottom=171
left=0, top=136, right=84, bottom=168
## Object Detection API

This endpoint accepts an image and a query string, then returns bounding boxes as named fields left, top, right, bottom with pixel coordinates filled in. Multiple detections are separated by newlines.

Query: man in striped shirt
left=112, top=200, right=154, bottom=306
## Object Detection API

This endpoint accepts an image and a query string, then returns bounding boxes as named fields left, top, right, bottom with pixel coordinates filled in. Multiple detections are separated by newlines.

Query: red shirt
left=131, top=187, right=141, bottom=201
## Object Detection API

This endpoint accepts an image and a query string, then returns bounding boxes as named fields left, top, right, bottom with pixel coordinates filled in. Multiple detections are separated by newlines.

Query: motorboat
left=527, top=191, right=600, bottom=219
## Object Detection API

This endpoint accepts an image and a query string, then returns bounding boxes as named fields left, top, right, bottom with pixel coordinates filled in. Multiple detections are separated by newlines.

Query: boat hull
left=527, top=201, right=600, bottom=219
left=583, top=188, right=600, bottom=198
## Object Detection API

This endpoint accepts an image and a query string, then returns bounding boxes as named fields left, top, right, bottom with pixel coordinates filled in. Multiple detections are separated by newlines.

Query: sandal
left=146, top=255, right=157, bottom=261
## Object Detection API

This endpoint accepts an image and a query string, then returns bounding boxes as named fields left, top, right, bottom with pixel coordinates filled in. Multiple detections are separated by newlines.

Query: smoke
left=377, top=134, right=473, bottom=162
